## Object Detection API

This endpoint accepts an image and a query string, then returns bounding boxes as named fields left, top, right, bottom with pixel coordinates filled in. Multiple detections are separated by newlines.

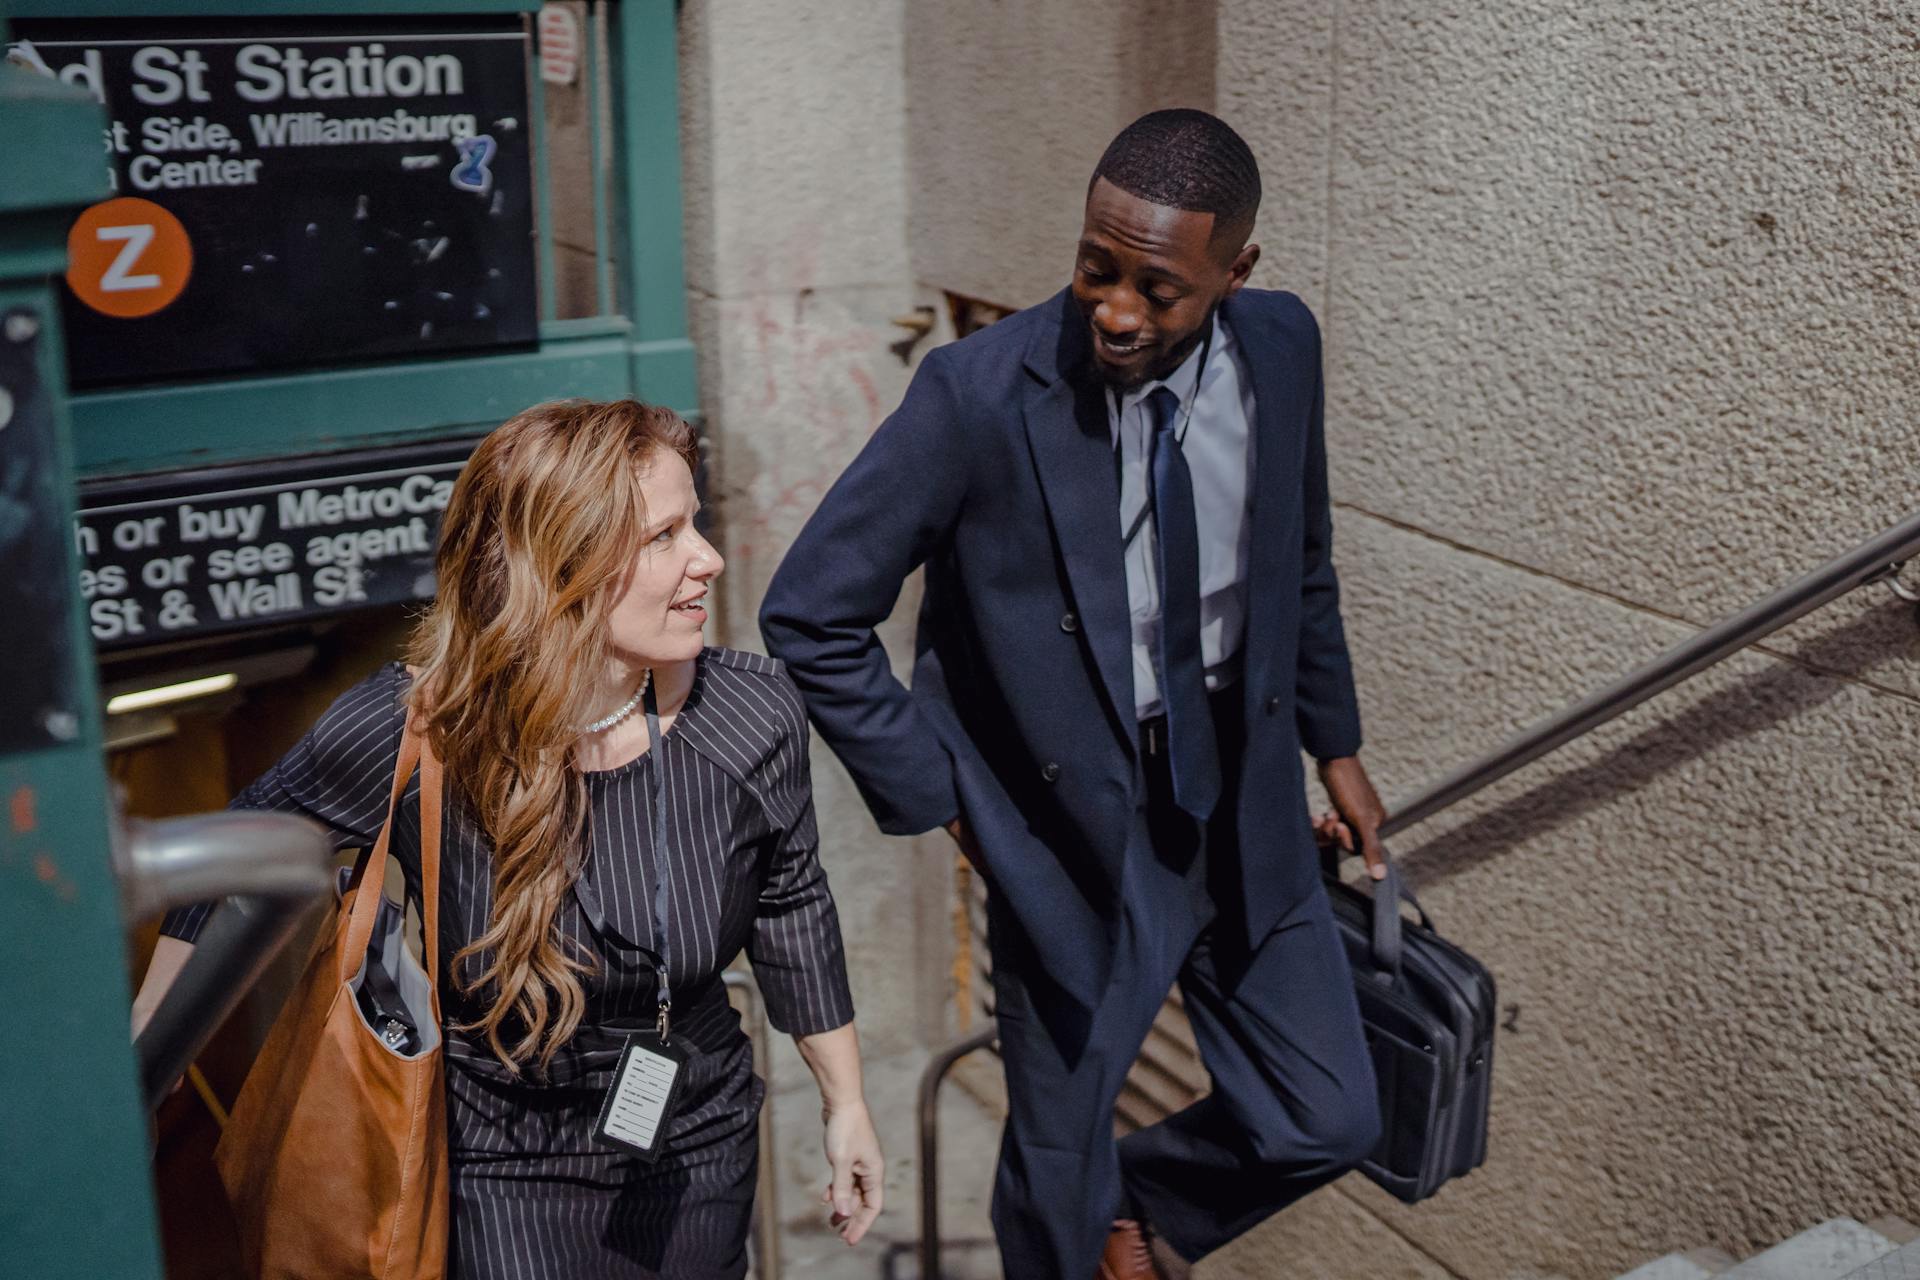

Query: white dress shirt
left=1107, top=312, right=1257, bottom=722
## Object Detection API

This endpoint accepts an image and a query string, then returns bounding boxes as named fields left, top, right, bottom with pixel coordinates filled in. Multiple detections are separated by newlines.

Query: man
left=761, top=109, right=1387, bottom=1279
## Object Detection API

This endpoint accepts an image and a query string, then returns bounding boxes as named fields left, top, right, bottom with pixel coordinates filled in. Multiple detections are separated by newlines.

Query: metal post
left=918, top=1026, right=997, bottom=1280
left=1383, top=510, right=1920, bottom=838
left=114, top=809, right=333, bottom=923
left=0, top=40, right=165, bottom=1280
left=527, top=14, right=558, bottom=325
left=608, top=0, right=698, bottom=410
left=584, top=0, right=612, bottom=317
left=725, top=970, right=780, bottom=1280
left=135, top=891, right=324, bottom=1110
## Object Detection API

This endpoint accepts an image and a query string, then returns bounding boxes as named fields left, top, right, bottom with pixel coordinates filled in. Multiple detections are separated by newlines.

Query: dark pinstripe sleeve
left=742, top=663, right=857, bottom=1037
left=159, top=664, right=410, bottom=943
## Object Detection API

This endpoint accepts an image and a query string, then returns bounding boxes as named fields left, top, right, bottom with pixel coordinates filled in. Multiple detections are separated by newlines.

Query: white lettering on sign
left=278, top=474, right=453, bottom=528
left=96, top=223, right=161, bottom=291
left=90, top=598, right=146, bottom=640
left=77, top=459, right=465, bottom=647
left=305, top=518, right=432, bottom=567
left=128, top=154, right=264, bottom=191
left=538, top=6, right=579, bottom=86
left=207, top=542, right=292, bottom=580
left=234, top=42, right=466, bottom=103
left=313, top=564, right=369, bottom=606
left=246, top=109, right=477, bottom=147
left=129, top=45, right=214, bottom=106
left=80, top=564, right=128, bottom=598
left=178, top=502, right=265, bottom=543
left=208, top=573, right=303, bottom=619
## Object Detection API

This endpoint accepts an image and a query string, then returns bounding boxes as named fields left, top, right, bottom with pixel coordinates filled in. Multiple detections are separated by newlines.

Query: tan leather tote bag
left=215, top=725, right=449, bottom=1278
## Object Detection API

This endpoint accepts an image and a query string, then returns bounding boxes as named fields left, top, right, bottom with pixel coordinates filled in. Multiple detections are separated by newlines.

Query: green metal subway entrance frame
left=0, top=20, right=162, bottom=1280
left=10, top=0, right=696, bottom=481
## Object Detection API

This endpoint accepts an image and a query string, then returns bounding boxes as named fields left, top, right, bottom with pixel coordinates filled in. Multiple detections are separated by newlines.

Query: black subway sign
left=77, top=440, right=476, bottom=651
left=8, top=16, right=537, bottom=388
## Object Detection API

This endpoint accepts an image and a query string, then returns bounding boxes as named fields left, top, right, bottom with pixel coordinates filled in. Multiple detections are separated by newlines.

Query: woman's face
left=605, top=452, right=723, bottom=668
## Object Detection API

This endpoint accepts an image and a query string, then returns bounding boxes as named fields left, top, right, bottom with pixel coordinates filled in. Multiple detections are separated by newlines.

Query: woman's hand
left=820, top=1099, right=885, bottom=1245
left=131, top=935, right=195, bottom=1036
left=793, top=1021, right=884, bottom=1244
left=131, top=936, right=196, bottom=1094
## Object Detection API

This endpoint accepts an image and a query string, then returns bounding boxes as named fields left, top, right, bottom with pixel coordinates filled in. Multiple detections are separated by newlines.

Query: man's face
left=1072, top=177, right=1257, bottom=391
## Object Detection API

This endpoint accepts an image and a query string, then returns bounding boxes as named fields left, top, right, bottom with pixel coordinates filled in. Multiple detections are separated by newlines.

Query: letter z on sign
left=67, top=197, right=194, bottom=319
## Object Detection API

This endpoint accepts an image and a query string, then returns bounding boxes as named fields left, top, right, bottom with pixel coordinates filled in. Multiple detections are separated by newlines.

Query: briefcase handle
left=1327, top=848, right=1435, bottom=980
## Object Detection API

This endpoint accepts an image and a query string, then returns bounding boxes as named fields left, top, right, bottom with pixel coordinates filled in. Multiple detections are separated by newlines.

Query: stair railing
left=914, top=508, right=1920, bottom=1278
left=122, top=810, right=334, bottom=1111
left=1381, top=510, right=1920, bottom=837
left=723, top=969, right=782, bottom=1280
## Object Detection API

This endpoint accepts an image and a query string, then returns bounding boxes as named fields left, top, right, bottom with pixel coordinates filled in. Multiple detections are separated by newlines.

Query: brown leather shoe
left=1099, top=1219, right=1155, bottom=1280
left=1099, top=1218, right=1194, bottom=1280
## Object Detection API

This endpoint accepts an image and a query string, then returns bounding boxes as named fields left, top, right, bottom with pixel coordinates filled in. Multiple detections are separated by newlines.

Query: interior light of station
left=105, top=673, right=239, bottom=715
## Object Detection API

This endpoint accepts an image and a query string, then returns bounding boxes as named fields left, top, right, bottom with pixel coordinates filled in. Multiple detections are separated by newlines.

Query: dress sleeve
left=744, top=672, right=857, bottom=1037
left=159, top=664, right=411, bottom=943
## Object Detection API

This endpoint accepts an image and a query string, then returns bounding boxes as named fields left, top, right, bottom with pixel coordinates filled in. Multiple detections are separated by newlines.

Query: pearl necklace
left=580, top=668, right=651, bottom=734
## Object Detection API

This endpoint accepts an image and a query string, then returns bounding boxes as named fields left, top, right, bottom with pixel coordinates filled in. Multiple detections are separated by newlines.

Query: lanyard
left=571, top=674, right=676, bottom=1039
left=1120, top=318, right=1214, bottom=552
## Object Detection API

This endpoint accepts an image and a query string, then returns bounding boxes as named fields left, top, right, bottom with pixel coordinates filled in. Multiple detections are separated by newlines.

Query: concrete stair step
left=1617, top=1247, right=1740, bottom=1280
left=1837, top=1237, right=1920, bottom=1280
left=1719, top=1219, right=1898, bottom=1280
left=1615, top=1218, right=1920, bottom=1280
left=1616, top=1254, right=1726, bottom=1280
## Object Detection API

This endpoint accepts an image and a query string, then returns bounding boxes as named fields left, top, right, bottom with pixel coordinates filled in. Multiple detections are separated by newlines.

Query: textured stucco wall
left=1211, top=2, right=1920, bottom=1277
left=674, top=1, right=968, bottom=1265
left=906, top=0, right=1217, bottom=309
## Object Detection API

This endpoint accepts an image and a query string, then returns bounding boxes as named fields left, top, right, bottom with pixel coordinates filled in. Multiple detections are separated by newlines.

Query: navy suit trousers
left=987, top=694, right=1381, bottom=1278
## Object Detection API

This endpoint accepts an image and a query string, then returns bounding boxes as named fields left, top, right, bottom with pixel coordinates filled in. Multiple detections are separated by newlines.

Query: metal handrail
left=134, top=891, right=327, bottom=1110
left=114, top=810, right=333, bottom=923
left=912, top=511, right=1920, bottom=1275
left=1382, top=510, right=1920, bottom=838
left=123, top=811, right=334, bottom=1111
left=724, top=969, right=781, bottom=1280
left=919, top=1026, right=997, bottom=1280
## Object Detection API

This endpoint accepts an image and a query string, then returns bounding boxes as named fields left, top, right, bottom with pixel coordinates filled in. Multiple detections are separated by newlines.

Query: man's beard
left=1092, top=312, right=1213, bottom=392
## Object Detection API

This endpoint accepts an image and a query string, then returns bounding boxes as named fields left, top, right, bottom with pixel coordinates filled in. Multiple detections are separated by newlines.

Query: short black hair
left=1091, top=109, right=1261, bottom=255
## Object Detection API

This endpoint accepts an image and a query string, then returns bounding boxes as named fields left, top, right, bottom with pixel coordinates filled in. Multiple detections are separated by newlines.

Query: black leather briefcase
left=1324, top=857, right=1494, bottom=1203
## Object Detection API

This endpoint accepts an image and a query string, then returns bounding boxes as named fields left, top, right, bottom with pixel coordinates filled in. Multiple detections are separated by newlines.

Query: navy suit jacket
left=761, top=286, right=1363, bottom=1022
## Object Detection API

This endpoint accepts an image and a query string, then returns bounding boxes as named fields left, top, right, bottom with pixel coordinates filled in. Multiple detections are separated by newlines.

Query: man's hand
left=945, top=816, right=982, bottom=867
left=821, top=1099, right=885, bottom=1246
left=1314, top=755, right=1388, bottom=881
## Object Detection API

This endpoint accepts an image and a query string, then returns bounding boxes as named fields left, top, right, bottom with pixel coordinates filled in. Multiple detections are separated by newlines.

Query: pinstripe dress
left=162, top=648, right=857, bottom=1280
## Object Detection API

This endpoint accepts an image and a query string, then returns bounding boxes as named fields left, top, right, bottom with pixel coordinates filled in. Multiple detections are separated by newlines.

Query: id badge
left=593, top=1033, right=691, bottom=1161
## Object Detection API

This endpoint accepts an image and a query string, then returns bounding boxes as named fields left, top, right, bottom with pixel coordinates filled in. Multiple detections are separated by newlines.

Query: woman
left=132, top=399, right=883, bottom=1279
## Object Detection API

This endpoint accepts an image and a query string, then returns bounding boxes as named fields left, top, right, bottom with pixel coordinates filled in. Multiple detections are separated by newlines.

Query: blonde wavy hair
left=406, top=398, right=699, bottom=1074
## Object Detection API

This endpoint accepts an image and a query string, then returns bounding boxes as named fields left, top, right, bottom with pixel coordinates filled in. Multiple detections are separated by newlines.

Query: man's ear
left=1225, top=241, right=1260, bottom=295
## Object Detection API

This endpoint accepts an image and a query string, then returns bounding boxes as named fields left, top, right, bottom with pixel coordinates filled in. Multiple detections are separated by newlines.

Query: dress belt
left=446, top=984, right=735, bottom=1086
left=1138, top=679, right=1243, bottom=757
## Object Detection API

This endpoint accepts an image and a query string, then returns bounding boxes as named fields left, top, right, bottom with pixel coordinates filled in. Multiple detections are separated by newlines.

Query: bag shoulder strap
left=338, top=721, right=443, bottom=984
left=418, top=731, right=443, bottom=980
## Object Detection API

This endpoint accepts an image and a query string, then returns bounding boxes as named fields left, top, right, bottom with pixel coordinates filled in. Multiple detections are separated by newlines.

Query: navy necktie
left=1147, top=386, right=1221, bottom=821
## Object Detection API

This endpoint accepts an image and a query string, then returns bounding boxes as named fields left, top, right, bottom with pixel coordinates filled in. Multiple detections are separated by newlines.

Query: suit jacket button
left=1265, top=695, right=1282, bottom=715
left=1060, top=611, right=1079, bottom=634
left=1041, top=762, right=1061, bottom=782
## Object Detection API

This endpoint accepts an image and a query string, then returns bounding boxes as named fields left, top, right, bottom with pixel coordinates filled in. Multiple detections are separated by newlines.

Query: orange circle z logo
left=66, top=197, right=194, bottom=319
